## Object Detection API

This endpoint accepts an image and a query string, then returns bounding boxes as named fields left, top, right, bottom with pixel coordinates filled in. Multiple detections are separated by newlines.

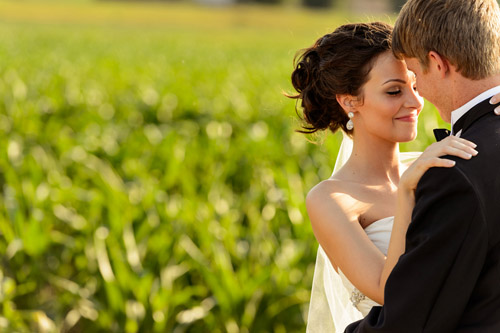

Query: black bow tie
left=433, top=128, right=450, bottom=142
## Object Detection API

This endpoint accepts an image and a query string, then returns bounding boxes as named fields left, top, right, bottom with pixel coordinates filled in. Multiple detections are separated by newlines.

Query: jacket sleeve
left=345, top=165, right=488, bottom=333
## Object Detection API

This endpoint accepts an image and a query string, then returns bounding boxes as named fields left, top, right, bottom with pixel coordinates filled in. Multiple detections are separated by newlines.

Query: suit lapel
left=453, top=99, right=500, bottom=135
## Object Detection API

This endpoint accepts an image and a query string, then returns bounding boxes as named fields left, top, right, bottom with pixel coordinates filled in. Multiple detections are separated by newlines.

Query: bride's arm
left=379, top=136, right=478, bottom=298
left=306, top=185, right=387, bottom=304
left=307, top=136, right=478, bottom=305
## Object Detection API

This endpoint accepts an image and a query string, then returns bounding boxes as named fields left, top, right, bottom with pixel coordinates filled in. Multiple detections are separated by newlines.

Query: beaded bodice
left=338, top=216, right=394, bottom=316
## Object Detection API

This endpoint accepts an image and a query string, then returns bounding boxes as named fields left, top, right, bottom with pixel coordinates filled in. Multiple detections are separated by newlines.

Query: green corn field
left=0, top=1, right=446, bottom=332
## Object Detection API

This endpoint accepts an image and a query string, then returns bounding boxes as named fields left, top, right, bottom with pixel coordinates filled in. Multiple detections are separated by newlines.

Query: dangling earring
left=346, top=112, right=354, bottom=130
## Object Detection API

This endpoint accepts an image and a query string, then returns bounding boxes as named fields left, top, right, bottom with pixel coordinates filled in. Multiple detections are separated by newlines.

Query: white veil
left=306, top=131, right=363, bottom=332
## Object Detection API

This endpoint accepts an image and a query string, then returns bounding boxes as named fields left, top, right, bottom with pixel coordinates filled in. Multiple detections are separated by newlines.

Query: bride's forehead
left=372, top=54, right=406, bottom=73
left=369, top=57, right=412, bottom=82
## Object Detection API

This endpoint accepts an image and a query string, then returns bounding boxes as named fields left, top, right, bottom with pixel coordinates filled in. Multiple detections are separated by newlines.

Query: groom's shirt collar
left=451, top=85, right=500, bottom=136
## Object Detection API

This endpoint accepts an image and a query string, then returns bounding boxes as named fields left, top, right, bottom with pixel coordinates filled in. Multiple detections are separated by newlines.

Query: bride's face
left=353, top=51, right=424, bottom=142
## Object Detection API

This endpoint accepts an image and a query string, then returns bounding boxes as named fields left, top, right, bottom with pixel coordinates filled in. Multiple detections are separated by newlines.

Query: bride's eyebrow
left=382, top=79, right=406, bottom=85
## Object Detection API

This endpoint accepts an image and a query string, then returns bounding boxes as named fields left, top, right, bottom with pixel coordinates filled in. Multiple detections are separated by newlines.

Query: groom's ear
left=428, top=51, right=451, bottom=78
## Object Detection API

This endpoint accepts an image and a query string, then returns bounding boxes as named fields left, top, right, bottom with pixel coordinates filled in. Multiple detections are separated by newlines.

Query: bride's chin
left=395, top=124, right=418, bottom=142
left=401, top=133, right=418, bottom=142
left=394, top=130, right=418, bottom=143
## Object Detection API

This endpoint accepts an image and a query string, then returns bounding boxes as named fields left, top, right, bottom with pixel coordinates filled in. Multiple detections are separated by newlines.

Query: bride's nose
left=406, top=88, right=424, bottom=110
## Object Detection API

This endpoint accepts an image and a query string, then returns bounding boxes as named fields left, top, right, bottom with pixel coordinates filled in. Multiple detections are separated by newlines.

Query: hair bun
left=288, top=22, right=393, bottom=135
left=292, top=50, right=319, bottom=93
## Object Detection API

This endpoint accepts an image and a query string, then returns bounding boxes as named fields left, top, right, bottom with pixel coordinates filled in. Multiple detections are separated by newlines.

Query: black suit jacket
left=345, top=98, right=500, bottom=332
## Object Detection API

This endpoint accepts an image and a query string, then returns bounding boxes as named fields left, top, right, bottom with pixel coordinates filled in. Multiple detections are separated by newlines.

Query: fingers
left=489, top=94, right=500, bottom=115
left=401, top=154, right=456, bottom=192
left=442, top=135, right=476, bottom=148
left=458, top=138, right=477, bottom=149
left=417, top=157, right=456, bottom=169
left=431, top=158, right=456, bottom=168
left=438, top=136, right=478, bottom=158
left=442, top=145, right=475, bottom=159
left=446, top=140, right=477, bottom=156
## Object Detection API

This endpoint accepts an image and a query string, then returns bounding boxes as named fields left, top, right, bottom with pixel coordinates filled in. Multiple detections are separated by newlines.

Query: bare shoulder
left=307, top=178, right=345, bottom=202
left=306, top=178, right=350, bottom=205
left=306, top=178, right=359, bottom=227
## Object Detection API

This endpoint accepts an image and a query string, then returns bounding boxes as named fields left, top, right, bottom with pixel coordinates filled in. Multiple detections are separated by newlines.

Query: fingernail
left=472, top=150, right=478, bottom=156
left=466, top=153, right=472, bottom=159
left=495, top=106, right=500, bottom=115
left=491, top=97, right=498, bottom=104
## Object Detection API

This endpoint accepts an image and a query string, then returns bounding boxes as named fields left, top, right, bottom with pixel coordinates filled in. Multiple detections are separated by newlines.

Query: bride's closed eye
left=387, top=90, right=402, bottom=96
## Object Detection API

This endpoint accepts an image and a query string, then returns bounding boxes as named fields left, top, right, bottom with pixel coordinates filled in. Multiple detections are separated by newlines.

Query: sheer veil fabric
left=306, top=132, right=362, bottom=332
left=305, top=132, right=420, bottom=332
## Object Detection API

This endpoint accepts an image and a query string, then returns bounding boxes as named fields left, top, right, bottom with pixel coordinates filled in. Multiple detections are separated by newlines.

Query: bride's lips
left=395, top=114, right=418, bottom=122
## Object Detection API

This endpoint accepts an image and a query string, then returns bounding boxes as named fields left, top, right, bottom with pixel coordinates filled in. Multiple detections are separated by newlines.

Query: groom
left=346, top=0, right=500, bottom=332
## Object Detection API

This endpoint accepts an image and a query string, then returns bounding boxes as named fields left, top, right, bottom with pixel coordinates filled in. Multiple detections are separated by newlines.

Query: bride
left=289, top=22, right=500, bottom=332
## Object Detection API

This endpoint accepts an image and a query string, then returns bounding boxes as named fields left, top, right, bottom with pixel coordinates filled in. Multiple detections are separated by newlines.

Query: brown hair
left=393, top=0, right=500, bottom=80
left=288, top=22, right=393, bottom=135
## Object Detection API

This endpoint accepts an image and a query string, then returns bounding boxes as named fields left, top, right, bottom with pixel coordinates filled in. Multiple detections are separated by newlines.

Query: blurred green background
left=0, top=0, right=447, bottom=332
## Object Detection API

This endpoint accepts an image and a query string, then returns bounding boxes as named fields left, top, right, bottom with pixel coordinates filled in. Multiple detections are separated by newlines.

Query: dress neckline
left=363, top=216, right=394, bottom=231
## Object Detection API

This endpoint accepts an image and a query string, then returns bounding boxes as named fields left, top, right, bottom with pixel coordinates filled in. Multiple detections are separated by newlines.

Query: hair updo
left=289, top=22, right=393, bottom=134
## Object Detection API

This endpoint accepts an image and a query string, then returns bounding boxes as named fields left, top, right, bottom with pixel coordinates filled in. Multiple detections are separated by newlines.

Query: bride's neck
left=347, top=134, right=401, bottom=184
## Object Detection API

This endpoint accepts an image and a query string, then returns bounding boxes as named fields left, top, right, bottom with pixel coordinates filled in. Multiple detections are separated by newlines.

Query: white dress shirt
left=451, top=85, right=500, bottom=137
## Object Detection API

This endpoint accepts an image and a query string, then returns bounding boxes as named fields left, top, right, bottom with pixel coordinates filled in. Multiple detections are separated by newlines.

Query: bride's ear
left=336, top=94, right=357, bottom=113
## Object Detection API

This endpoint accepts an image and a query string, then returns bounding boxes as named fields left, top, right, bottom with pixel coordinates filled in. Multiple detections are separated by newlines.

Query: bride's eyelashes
left=386, top=84, right=418, bottom=96
left=387, top=89, right=402, bottom=96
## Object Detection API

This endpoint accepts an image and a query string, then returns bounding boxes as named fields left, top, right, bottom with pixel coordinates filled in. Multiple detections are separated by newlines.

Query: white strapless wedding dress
left=338, top=216, right=393, bottom=316
left=306, top=216, right=394, bottom=332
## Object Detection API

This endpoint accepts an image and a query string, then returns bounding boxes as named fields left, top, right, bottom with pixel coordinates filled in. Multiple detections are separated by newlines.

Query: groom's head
left=393, top=0, right=500, bottom=120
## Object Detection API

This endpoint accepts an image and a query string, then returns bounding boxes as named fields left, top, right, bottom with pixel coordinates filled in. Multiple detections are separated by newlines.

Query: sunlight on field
left=0, top=1, right=445, bottom=332
left=0, top=0, right=392, bottom=31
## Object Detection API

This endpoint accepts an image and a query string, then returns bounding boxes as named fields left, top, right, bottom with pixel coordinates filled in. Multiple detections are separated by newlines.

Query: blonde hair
left=393, top=0, right=500, bottom=79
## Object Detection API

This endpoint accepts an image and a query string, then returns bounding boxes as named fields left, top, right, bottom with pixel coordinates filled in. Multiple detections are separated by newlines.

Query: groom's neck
left=451, top=74, right=500, bottom=111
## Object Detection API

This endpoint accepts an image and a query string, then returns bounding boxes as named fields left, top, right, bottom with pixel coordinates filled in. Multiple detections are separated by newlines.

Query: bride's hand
left=489, top=94, right=500, bottom=114
left=399, top=136, right=478, bottom=194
